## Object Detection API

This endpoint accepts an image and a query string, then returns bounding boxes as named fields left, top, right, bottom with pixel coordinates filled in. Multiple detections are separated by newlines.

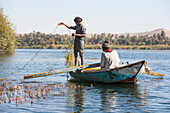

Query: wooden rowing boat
left=69, top=60, right=146, bottom=84
left=24, top=60, right=162, bottom=80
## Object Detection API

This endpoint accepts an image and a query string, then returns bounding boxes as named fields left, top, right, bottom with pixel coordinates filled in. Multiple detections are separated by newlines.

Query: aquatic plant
left=0, top=77, right=93, bottom=105
left=65, top=44, right=74, bottom=67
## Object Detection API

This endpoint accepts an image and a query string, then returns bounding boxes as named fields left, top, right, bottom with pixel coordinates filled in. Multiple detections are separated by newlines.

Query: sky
left=0, top=0, right=170, bottom=34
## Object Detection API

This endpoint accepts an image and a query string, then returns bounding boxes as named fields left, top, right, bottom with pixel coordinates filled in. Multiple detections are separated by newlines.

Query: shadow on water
left=0, top=52, right=14, bottom=75
left=0, top=52, right=14, bottom=56
left=0, top=52, right=14, bottom=61
left=68, top=79, right=148, bottom=112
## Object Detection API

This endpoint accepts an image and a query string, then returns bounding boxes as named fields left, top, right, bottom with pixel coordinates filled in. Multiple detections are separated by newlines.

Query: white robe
left=100, top=50, right=120, bottom=69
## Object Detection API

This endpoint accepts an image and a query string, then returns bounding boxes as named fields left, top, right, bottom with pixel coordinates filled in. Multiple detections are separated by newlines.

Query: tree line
left=0, top=7, right=15, bottom=53
left=0, top=6, right=170, bottom=52
left=15, top=30, right=170, bottom=49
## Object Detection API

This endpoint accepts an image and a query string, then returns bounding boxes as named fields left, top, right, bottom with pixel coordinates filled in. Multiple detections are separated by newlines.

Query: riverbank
left=16, top=44, right=170, bottom=50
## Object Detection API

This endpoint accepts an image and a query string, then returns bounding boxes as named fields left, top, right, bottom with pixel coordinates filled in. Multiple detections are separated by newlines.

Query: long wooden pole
left=24, top=63, right=100, bottom=79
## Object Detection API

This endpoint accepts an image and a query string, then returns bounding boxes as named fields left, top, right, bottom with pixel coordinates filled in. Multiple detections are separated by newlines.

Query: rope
left=64, top=26, right=72, bottom=34
left=53, top=25, right=59, bottom=34
left=12, top=25, right=60, bottom=75
left=12, top=47, right=42, bottom=75
left=46, top=25, right=73, bottom=71
left=12, top=24, right=73, bottom=75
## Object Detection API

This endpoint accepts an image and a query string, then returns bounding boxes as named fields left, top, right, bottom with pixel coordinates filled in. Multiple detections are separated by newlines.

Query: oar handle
left=23, top=63, right=101, bottom=79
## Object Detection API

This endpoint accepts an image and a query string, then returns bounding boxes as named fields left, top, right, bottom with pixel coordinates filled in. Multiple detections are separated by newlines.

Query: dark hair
left=102, top=41, right=110, bottom=49
left=74, top=17, right=82, bottom=22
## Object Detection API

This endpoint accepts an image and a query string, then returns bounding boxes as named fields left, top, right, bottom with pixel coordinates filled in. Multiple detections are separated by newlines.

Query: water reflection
left=0, top=52, right=14, bottom=62
left=97, top=84, right=147, bottom=112
left=74, top=85, right=85, bottom=112
left=67, top=81, right=148, bottom=112
left=66, top=82, right=85, bottom=113
left=0, top=52, right=14, bottom=75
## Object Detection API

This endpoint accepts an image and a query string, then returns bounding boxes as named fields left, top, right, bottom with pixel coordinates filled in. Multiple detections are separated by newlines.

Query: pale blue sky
left=0, top=0, right=170, bottom=34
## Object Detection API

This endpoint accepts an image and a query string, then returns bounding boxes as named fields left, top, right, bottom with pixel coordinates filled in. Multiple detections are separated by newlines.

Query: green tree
left=161, top=31, right=165, bottom=39
left=0, top=7, right=16, bottom=52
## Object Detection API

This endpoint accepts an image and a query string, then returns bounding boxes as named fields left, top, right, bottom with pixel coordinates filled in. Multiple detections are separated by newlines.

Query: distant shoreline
left=16, top=44, right=170, bottom=50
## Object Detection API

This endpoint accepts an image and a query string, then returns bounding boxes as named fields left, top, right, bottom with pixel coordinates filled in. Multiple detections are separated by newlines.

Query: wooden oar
left=149, top=71, right=163, bottom=77
left=144, top=67, right=163, bottom=77
left=143, top=62, right=163, bottom=77
left=24, top=63, right=100, bottom=79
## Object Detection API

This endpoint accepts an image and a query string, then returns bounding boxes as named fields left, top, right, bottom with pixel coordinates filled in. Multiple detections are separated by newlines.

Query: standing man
left=101, top=41, right=120, bottom=69
left=58, top=17, right=86, bottom=66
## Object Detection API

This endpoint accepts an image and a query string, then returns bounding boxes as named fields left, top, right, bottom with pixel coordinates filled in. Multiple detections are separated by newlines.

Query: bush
left=0, top=7, right=15, bottom=52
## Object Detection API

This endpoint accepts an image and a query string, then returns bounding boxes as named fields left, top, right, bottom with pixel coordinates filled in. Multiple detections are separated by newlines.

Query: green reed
left=65, top=45, right=74, bottom=68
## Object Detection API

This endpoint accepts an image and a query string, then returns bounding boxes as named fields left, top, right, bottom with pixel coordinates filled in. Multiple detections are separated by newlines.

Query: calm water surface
left=0, top=49, right=170, bottom=113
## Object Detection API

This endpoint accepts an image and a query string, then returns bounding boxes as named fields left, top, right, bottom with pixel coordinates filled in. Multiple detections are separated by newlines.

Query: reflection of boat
left=67, top=81, right=147, bottom=112
left=69, top=60, right=146, bottom=84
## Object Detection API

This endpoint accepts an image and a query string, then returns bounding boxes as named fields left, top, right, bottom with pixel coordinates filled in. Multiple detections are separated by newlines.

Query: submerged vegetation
left=65, top=45, right=74, bottom=67
left=15, top=30, right=170, bottom=50
left=0, top=7, right=15, bottom=53
left=0, top=77, right=94, bottom=105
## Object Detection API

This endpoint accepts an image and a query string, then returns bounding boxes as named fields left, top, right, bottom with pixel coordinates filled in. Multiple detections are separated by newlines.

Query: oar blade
left=150, top=71, right=163, bottom=77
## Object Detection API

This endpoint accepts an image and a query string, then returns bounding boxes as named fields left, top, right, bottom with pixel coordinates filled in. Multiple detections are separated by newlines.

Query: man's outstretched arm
left=58, top=22, right=70, bottom=28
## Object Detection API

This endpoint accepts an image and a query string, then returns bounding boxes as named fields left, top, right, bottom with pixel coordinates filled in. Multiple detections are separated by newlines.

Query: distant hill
left=16, top=28, right=170, bottom=38
left=121, top=28, right=170, bottom=37
left=87, top=28, right=170, bottom=38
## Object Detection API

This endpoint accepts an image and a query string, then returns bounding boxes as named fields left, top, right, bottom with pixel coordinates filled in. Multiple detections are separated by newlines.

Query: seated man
left=100, top=41, right=120, bottom=69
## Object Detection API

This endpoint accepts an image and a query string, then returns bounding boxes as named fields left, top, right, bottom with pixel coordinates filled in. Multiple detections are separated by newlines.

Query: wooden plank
left=23, top=63, right=100, bottom=79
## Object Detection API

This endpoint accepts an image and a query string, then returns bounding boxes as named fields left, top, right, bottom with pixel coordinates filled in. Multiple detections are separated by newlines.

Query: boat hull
left=69, top=60, right=146, bottom=84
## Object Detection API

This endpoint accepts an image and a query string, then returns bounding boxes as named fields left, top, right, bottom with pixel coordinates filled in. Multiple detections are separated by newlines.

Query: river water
left=0, top=49, right=170, bottom=113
